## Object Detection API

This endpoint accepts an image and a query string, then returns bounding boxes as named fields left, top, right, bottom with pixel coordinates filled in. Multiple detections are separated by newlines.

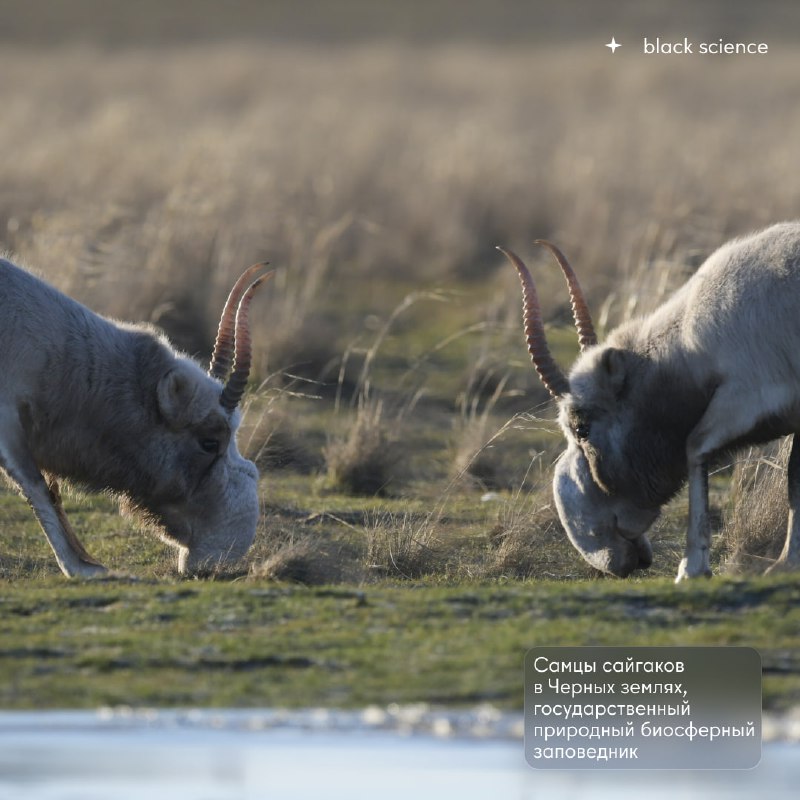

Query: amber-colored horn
left=498, top=246, right=569, bottom=399
left=219, top=272, right=272, bottom=413
left=533, top=239, right=597, bottom=351
left=209, top=263, right=270, bottom=381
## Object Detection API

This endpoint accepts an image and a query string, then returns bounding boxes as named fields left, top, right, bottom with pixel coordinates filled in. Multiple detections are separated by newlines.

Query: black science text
left=643, top=38, right=769, bottom=55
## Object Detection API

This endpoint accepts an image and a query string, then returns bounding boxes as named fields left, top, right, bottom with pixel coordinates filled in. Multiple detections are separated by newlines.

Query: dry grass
left=485, top=496, right=565, bottom=579
left=452, top=361, right=524, bottom=490
left=249, top=538, right=333, bottom=585
left=478, top=449, right=599, bottom=580
left=323, top=399, right=405, bottom=496
left=242, top=393, right=322, bottom=474
left=3, top=43, right=799, bottom=353
left=363, top=511, right=442, bottom=579
left=722, top=440, right=792, bottom=574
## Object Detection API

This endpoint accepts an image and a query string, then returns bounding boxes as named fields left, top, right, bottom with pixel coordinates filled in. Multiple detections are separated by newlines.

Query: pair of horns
left=498, top=240, right=596, bottom=399
left=209, top=263, right=273, bottom=412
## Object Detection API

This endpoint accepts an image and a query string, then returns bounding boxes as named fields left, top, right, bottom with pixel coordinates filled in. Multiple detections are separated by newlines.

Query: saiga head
left=499, top=243, right=661, bottom=577
left=144, top=265, right=271, bottom=575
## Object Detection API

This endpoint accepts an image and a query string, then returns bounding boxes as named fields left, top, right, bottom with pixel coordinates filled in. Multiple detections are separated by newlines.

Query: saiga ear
left=157, top=368, right=199, bottom=429
left=600, top=347, right=628, bottom=398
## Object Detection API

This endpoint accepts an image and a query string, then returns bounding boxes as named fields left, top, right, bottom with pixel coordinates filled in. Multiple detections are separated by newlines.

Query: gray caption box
left=525, top=646, right=761, bottom=770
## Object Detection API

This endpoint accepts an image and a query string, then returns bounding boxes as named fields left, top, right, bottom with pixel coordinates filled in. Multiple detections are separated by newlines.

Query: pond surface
left=0, top=709, right=797, bottom=799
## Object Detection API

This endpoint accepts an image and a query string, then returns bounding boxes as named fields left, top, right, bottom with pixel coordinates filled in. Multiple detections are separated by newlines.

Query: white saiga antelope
left=0, top=257, right=271, bottom=577
left=499, top=222, right=800, bottom=581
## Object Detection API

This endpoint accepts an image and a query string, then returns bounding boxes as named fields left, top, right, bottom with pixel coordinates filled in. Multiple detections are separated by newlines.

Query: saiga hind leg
left=767, top=433, right=800, bottom=572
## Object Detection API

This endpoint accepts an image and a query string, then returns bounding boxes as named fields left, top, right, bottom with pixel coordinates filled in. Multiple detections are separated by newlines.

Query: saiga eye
left=574, top=423, right=590, bottom=441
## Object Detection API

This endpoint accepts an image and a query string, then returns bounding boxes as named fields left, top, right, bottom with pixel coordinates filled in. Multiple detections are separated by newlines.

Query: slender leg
left=676, top=460, right=712, bottom=581
left=46, top=476, right=104, bottom=567
left=0, top=415, right=106, bottom=577
left=767, top=434, right=800, bottom=572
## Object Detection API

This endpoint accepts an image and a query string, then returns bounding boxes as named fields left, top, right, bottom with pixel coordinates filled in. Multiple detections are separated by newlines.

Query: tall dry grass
left=722, top=441, right=792, bottom=574
left=2, top=43, right=799, bottom=366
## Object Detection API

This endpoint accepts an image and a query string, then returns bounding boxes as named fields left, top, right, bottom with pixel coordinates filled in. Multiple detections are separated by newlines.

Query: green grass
left=1, top=575, right=798, bottom=710
left=5, top=445, right=794, bottom=712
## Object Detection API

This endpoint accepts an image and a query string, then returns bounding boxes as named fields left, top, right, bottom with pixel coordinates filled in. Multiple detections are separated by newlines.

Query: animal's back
left=608, top=223, right=800, bottom=367
left=0, top=258, right=131, bottom=422
left=691, top=220, right=800, bottom=302
left=0, top=257, right=88, bottom=356
left=679, top=222, right=800, bottom=358
left=1, top=259, right=68, bottom=394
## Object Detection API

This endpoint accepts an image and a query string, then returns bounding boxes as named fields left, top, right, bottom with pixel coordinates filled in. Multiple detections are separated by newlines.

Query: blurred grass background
left=0, top=0, right=798, bottom=581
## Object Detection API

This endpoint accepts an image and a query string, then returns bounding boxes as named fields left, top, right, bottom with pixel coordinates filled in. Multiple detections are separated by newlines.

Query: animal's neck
left=627, top=352, right=713, bottom=506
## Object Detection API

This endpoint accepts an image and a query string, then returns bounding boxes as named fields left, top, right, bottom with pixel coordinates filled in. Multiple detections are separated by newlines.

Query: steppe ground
left=1, top=0, right=799, bottom=710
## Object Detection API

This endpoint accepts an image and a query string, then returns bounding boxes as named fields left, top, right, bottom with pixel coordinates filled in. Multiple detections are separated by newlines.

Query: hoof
left=675, top=558, right=712, bottom=582
left=68, top=561, right=109, bottom=579
left=765, top=558, right=799, bottom=575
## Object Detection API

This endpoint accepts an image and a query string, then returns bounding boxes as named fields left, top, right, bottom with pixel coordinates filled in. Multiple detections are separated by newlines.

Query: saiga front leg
left=0, top=411, right=106, bottom=577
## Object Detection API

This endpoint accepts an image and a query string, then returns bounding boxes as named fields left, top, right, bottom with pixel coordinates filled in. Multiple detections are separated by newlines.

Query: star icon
left=606, top=37, right=621, bottom=53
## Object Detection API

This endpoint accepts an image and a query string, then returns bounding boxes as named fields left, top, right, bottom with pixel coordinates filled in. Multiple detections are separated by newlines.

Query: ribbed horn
left=209, top=263, right=270, bottom=381
left=533, top=239, right=597, bottom=351
left=498, top=246, right=570, bottom=399
left=219, top=272, right=272, bottom=413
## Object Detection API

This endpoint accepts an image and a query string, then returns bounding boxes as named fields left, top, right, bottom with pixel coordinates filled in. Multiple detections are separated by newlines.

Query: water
left=0, top=709, right=797, bottom=799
